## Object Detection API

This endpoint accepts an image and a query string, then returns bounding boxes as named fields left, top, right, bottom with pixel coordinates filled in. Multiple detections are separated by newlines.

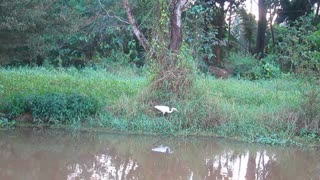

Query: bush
left=28, top=93, right=100, bottom=123
left=225, top=52, right=258, bottom=77
left=298, top=89, right=320, bottom=133
left=225, top=53, right=282, bottom=80
left=3, top=92, right=101, bottom=124
left=0, top=117, right=16, bottom=128
left=252, top=55, right=282, bottom=80
left=273, top=15, right=320, bottom=75
left=2, top=94, right=29, bottom=118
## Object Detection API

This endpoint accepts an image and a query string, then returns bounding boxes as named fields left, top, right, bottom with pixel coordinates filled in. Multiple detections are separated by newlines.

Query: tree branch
left=121, top=0, right=150, bottom=52
left=97, top=0, right=130, bottom=24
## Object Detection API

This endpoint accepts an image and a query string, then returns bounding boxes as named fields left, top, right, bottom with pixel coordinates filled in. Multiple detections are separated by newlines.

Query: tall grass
left=0, top=66, right=146, bottom=106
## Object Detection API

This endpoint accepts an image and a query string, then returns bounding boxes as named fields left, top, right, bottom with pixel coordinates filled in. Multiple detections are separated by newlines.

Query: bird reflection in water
left=152, top=145, right=173, bottom=154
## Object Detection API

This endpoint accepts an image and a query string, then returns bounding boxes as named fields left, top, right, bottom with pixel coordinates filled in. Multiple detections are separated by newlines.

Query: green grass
left=0, top=67, right=146, bottom=107
left=0, top=67, right=319, bottom=145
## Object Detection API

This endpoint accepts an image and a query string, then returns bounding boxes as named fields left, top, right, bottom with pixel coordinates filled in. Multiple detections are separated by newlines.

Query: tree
left=267, top=0, right=280, bottom=49
left=168, top=0, right=192, bottom=54
left=255, top=0, right=267, bottom=58
left=122, top=0, right=196, bottom=97
left=0, top=0, right=84, bottom=65
left=315, top=0, right=320, bottom=17
left=122, top=0, right=150, bottom=52
left=198, top=0, right=245, bottom=66
left=237, top=8, right=257, bottom=53
left=277, top=0, right=316, bottom=24
left=122, top=0, right=195, bottom=66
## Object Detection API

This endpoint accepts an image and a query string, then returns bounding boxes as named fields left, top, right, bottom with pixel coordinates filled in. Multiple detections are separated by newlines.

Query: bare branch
left=122, top=0, right=150, bottom=52
left=97, top=0, right=130, bottom=24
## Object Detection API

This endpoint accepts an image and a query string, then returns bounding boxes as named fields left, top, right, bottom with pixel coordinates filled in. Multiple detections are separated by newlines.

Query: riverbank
left=0, top=67, right=319, bottom=145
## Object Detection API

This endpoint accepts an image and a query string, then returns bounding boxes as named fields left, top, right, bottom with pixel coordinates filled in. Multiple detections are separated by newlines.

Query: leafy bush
left=0, top=117, right=16, bottom=128
left=3, top=92, right=101, bottom=124
left=251, top=55, right=282, bottom=80
left=225, top=52, right=258, bottom=77
left=298, top=89, right=320, bottom=133
left=225, top=53, right=281, bottom=80
left=273, top=15, right=320, bottom=75
left=28, top=93, right=100, bottom=123
left=2, top=94, right=29, bottom=118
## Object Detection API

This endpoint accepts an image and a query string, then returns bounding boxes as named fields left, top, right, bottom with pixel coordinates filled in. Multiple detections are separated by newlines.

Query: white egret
left=154, top=105, right=178, bottom=115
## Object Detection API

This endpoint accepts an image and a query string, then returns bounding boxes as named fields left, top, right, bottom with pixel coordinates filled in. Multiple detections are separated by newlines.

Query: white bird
left=154, top=105, right=178, bottom=115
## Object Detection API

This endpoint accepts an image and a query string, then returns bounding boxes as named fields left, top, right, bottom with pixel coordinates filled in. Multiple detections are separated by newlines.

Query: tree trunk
left=255, top=0, right=267, bottom=59
left=122, top=0, right=150, bottom=52
left=270, top=20, right=275, bottom=50
left=227, top=2, right=233, bottom=47
left=168, top=0, right=189, bottom=53
left=215, top=2, right=225, bottom=66
left=316, top=1, right=320, bottom=17
left=269, top=8, right=275, bottom=50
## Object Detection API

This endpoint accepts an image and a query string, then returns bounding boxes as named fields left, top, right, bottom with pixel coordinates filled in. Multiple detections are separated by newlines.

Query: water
left=0, top=128, right=319, bottom=180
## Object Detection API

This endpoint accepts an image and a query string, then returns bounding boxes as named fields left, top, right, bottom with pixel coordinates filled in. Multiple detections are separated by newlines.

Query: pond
left=0, top=128, right=319, bottom=180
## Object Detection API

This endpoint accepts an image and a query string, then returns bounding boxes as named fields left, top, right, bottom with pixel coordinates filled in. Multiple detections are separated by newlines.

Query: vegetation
left=0, top=0, right=319, bottom=146
left=0, top=67, right=319, bottom=145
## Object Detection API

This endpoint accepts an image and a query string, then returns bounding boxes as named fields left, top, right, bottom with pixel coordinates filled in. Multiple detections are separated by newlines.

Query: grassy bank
left=0, top=67, right=319, bottom=145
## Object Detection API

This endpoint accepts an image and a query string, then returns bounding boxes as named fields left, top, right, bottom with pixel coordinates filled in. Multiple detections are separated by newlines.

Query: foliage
left=225, top=53, right=281, bottom=79
left=184, top=0, right=247, bottom=67
left=0, top=67, right=145, bottom=118
left=0, top=116, right=15, bottom=128
left=272, top=15, right=320, bottom=75
left=252, top=55, right=282, bottom=79
left=110, top=71, right=318, bottom=144
left=0, top=0, right=150, bottom=67
left=2, top=95, right=28, bottom=118
left=235, top=8, right=257, bottom=53
left=1, top=0, right=320, bottom=147
left=1, top=67, right=319, bottom=144
left=0, top=119, right=16, bottom=128
left=28, top=93, right=100, bottom=124
left=225, top=52, right=258, bottom=77
left=185, top=3, right=218, bottom=66
left=57, top=0, right=157, bottom=68
left=2, top=92, right=100, bottom=124
left=0, top=0, right=85, bottom=65
left=277, top=0, right=316, bottom=24
left=298, top=87, right=320, bottom=133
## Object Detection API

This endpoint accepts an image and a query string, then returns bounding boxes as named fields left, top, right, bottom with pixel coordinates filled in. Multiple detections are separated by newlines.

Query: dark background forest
left=0, top=0, right=319, bottom=79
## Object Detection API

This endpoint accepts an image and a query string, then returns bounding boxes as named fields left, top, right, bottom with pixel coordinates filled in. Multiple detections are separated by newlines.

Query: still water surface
left=0, top=128, right=319, bottom=180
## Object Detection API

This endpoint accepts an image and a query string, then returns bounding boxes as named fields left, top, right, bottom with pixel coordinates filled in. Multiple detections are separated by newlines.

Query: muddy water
left=0, top=128, right=319, bottom=180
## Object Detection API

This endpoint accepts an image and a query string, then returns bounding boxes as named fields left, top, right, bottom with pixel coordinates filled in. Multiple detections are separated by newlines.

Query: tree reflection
left=202, top=150, right=281, bottom=180
left=66, top=149, right=139, bottom=179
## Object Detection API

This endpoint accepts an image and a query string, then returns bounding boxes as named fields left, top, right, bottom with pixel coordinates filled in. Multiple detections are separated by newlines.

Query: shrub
left=2, top=94, right=29, bottom=118
left=225, top=53, right=282, bottom=80
left=298, top=89, right=320, bottom=133
left=224, top=52, right=258, bottom=77
left=2, top=93, right=100, bottom=124
left=28, top=93, right=100, bottom=123
left=273, top=15, right=320, bottom=76
left=251, top=55, right=282, bottom=80
left=0, top=117, right=16, bottom=128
